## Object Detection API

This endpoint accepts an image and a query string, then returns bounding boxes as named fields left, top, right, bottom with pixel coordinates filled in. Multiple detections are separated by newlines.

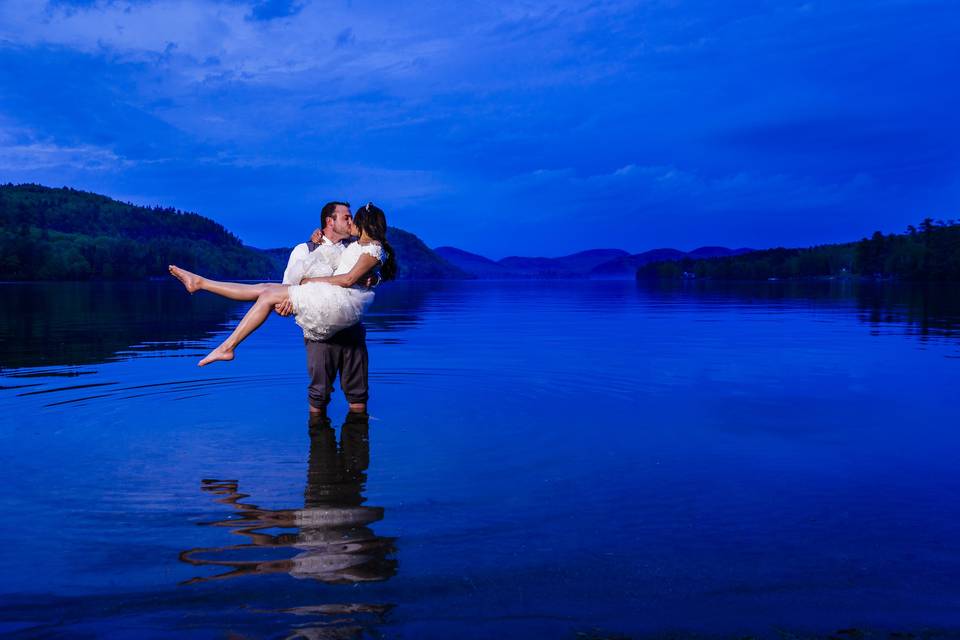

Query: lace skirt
left=288, top=283, right=374, bottom=341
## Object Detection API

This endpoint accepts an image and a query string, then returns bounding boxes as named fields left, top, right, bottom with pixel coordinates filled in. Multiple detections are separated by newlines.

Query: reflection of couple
left=180, top=411, right=396, bottom=585
left=170, top=201, right=396, bottom=413
left=168, top=202, right=397, bottom=370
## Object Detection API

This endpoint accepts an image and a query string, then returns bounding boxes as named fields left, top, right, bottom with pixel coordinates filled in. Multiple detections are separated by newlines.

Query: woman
left=168, top=203, right=397, bottom=367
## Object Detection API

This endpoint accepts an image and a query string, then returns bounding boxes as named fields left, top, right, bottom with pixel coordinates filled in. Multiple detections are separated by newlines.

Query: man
left=276, top=201, right=370, bottom=414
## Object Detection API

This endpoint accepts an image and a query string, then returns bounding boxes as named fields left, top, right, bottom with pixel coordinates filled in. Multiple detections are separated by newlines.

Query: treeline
left=0, top=184, right=277, bottom=280
left=855, top=219, right=960, bottom=280
left=638, top=218, right=960, bottom=281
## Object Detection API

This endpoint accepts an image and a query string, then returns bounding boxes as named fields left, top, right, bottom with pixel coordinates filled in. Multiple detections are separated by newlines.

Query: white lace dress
left=283, top=241, right=344, bottom=285
left=287, top=242, right=383, bottom=341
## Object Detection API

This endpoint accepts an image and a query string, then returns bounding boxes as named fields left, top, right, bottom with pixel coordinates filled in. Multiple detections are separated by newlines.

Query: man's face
left=332, top=205, right=353, bottom=238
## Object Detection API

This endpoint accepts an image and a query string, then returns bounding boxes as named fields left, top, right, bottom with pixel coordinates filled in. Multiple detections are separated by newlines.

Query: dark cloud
left=247, top=0, right=305, bottom=21
left=334, top=27, right=354, bottom=48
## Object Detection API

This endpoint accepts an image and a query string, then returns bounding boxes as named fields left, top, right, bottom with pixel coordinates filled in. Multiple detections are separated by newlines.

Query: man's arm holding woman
left=275, top=253, right=381, bottom=317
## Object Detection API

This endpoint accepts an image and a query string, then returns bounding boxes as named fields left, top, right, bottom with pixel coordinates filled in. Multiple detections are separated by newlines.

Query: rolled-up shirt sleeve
left=282, top=243, right=310, bottom=285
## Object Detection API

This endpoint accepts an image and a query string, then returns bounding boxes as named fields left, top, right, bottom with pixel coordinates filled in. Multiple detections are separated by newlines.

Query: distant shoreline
left=5, top=184, right=959, bottom=283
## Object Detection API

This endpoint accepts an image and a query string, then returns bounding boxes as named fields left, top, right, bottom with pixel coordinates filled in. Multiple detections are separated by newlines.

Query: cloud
left=247, top=0, right=304, bottom=21
left=0, top=0, right=956, bottom=255
left=500, top=161, right=877, bottom=217
left=0, top=0, right=650, bottom=94
left=334, top=27, right=354, bottom=49
left=0, top=121, right=131, bottom=171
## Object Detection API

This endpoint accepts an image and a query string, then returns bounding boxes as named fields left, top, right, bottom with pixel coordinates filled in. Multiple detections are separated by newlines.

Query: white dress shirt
left=282, top=236, right=347, bottom=285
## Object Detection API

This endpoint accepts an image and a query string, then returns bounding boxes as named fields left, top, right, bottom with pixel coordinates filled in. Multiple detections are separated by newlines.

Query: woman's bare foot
left=198, top=346, right=234, bottom=367
left=169, top=265, right=203, bottom=294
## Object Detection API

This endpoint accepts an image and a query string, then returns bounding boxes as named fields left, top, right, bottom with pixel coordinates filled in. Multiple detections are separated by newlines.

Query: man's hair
left=320, top=201, right=350, bottom=230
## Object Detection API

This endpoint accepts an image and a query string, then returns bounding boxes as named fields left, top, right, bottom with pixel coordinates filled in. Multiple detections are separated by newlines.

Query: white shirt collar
left=321, top=235, right=354, bottom=246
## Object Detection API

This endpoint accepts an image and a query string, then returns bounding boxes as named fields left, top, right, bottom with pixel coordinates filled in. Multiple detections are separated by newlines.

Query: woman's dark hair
left=354, top=202, right=398, bottom=282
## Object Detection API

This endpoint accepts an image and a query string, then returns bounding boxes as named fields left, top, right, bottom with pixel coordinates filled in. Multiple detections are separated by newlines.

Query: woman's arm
left=300, top=253, right=380, bottom=287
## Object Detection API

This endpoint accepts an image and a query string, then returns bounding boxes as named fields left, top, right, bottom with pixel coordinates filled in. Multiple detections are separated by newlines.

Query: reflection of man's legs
left=338, top=323, right=369, bottom=413
left=305, top=339, right=337, bottom=413
left=340, top=410, right=370, bottom=478
left=305, top=413, right=339, bottom=508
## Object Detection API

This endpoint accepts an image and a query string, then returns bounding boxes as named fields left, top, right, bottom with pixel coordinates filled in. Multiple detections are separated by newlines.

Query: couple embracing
left=169, top=201, right=397, bottom=413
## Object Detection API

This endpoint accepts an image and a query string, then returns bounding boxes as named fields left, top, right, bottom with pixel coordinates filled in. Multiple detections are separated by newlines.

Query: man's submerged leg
left=306, top=339, right=337, bottom=414
left=339, top=323, right=369, bottom=414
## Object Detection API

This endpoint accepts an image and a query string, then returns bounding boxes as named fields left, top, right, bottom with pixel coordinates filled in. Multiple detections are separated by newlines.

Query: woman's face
left=348, top=218, right=361, bottom=237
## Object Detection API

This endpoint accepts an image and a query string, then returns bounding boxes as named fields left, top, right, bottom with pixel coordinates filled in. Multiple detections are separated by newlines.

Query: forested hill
left=0, top=184, right=275, bottom=280
left=636, top=219, right=960, bottom=281
left=0, top=184, right=466, bottom=281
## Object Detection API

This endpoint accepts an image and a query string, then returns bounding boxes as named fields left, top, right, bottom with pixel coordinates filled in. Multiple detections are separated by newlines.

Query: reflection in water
left=855, top=283, right=960, bottom=341
left=0, top=281, right=446, bottom=371
left=638, top=280, right=960, bottom=345
left=4, top=280, right=960, bottom=637
left=181, top=412, right=396, bottom=585
left=180, top=412, right=396, bottom=637
left=267, top=603, right=395, bottom=640
left=6, top=280, right=958, bottom=374
left=0, top=282, right=239, bottom=370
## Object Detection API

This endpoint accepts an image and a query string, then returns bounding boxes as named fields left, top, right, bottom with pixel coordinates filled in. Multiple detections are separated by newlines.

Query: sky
left=0, top=0, right=958, bottom=258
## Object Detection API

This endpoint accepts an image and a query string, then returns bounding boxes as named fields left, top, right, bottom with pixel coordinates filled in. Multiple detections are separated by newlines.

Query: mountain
left=686, top=246, right=754, bottom=260
left=0, top=183, right=277, bottom=280
left=436, top=243, right=756, bottom=279
left=0, top=184, right=467, bottom=281
left=589, top=248, right=687, bottom=278
left=548, top=249, right=630, bottom=272
left=436, top=245, right=637, bottom=279
left=434, top=246, right=516, bottom=277
left=497, top=249, right=630, bottom=277
left=388, top=228, right=469, bottom=279
left=258, top=247, right=296, bottom=277
left=590, top=247, right=754, bottom=278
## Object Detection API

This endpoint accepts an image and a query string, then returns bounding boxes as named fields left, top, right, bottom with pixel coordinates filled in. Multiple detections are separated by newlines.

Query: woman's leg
left=199, top=285, right=290, bottom=366
left=169, top=265, right=272, bottom=301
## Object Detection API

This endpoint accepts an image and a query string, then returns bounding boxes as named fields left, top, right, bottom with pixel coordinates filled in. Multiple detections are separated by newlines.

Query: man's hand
left=274, top=300, right=293, bottom=316
left=310, top=228, right=323, bottom=244
left=362, top=273, right=381, bottom=289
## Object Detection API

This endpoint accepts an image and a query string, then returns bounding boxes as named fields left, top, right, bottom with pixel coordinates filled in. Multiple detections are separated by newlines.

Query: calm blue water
left=1, top=280, right=959, bottom=639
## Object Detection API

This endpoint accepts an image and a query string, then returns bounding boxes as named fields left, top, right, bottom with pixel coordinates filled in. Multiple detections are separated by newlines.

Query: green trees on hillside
left=0, top=183, right=468, bottom=281
left=0, top=184, right=277, bottom=280
left=638, top=219, right=960, bottom=281
left=2, top=183, right=243, bottom=244
left=853, top=219, right=960, bottom=280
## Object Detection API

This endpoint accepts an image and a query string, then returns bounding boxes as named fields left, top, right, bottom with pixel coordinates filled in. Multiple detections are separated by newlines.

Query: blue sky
left=1, top=0, right=957, bottom=258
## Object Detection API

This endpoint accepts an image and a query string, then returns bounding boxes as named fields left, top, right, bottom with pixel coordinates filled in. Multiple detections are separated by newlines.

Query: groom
left=276, top=201, right=369, bottom=414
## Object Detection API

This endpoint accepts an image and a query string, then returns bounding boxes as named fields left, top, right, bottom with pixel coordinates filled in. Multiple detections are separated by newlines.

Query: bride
left=168, top=203, right=397, bottom=367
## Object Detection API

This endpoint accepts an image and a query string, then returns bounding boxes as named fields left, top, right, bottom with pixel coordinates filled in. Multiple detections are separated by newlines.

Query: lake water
left=1, top=280, right=959, bottom=639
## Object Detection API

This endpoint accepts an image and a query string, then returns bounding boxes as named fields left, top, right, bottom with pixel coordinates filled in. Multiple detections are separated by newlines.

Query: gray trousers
left=305, top=323, right=368, bottom=409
